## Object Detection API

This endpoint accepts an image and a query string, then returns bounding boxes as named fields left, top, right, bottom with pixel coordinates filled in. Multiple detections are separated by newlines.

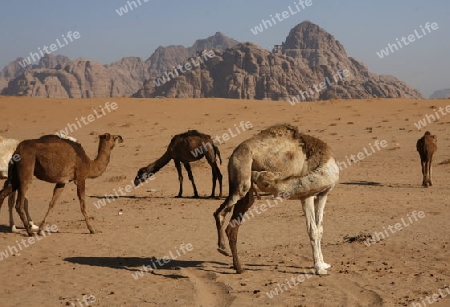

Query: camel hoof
left=235, top=268, right=245, bottom=274
left=30, top=224, right=40, bottom=232
left=315, top=267, right=329, bottom=275
left=175, top=195, right=183, bottom=198
left=89, top=229, right=96, bottom=234
left=217, top=248, right=231, bottom=257
left=11, top=225, right=20, bottom=233
left=320, top=262, right=331, bottom=269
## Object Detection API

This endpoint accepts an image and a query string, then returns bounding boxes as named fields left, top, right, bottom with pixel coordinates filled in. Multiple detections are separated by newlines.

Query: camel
left=0, top=134, right=78, bottom=233
left=213, top=124, right=339, bottom=275
left=0, top=136, right=40, bottom=233
left=134, top=130, right=223, bottom=198
left=0, top=133, right=123, bottom=236
left=416, top=131, right=437, bottom=187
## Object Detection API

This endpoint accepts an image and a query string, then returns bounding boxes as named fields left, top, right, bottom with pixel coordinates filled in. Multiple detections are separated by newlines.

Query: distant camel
left=416, top=131, right=437, bottom=187
left=0, top=133, right=123, bottom=236
left=134, top=130, right=223, bottom=198
left=0, top=136, right=38, bottom=232
left=214, top=124, right=339, bottom=275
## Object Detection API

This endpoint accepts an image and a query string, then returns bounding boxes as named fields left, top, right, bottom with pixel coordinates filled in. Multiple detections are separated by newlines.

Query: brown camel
left=134, top=130, right=223, bottom=198
left=0, top=133, right=76, bottom=233
left=416, top=131, right=437, bottom=187
left=213, top=124, right=339, bottom=275
left=0, top=133, right=123, bottom=236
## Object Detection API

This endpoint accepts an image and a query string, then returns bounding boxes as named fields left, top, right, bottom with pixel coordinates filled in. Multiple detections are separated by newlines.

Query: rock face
left=0, top=54, right=72, bottom=97
left=430, top=89, right=450, bottom=99
left=1, top=23, right=421, bottom=99
left=145, top=32, right=239, bottom=78
left=134, top=21, right=422, bottom=100
left=1, top=32, right=238, bottom=98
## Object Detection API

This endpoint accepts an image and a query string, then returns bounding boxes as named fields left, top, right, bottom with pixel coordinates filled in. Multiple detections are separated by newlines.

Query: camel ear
left=113, top=135, right=124, bottom=143
left=104, top=133, right=111, bottom=140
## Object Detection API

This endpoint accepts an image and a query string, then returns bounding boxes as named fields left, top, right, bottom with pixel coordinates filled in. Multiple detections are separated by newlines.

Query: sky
left=0, top=0, right=448, bottom=97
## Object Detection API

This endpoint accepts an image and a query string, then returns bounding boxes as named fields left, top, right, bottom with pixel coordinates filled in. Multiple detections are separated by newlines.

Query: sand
left=0, top=96, right=449, bottom=307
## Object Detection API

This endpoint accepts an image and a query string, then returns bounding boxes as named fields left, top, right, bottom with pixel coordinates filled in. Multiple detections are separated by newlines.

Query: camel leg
left=424, top=160, right=430, bottom=187
left=214, top=153, right=252, bottom=256
left=16, top=184, right=32, bottom=236
left=302, top=196, right=327, bottom=275
left=39, top=183, right=65, bottom=232
left=24, top=197, right=38, bottom=231
left=210, top=163, right=217, bottom=198
left=8, top=193, right=17, bottom=232
left=216, top=164, right=223, bottom=198
left=225, top=190, right=254, bottom=273
left=314, top=193, right=330, bottom=270
left=421, top=160, right=427, bottom=187
left=0, top=181, right=13, bottom=211
left=174, top=160, right=184, bottom=198
left=428, top=156, right=433, bottom=186
left=182, top=162, right=199, bottom=198
left=208, top=162, right=223, bottom=198
left=205, top=149, right=223, bottom=198
left=8, top=193, right=37, bottom=233
left=0, top=182, right=18, bottom=232
left=76, top=180, right=95, bottom=234
left=214, top=193, right=243, bottom=255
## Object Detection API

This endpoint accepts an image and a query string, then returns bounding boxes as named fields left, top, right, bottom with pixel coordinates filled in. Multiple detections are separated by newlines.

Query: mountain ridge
left=1, top=22, right=422, bottom=99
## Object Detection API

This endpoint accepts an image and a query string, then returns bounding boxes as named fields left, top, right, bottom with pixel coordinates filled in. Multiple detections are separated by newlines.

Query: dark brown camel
left=416, top=131, right=437, bottom=187
left=134, top=130, right=223, bottom=198
left=0, top=133, right=123, bottom=236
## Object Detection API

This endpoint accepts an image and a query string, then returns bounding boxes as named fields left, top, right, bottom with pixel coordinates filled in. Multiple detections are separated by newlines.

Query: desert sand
left=0, top=96, right=449, bottom=307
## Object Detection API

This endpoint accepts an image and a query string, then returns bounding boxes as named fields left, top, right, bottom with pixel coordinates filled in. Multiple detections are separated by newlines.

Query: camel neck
left=147, top=150, right=172, bottom=173
left=89, top=141, right=111, bottom=178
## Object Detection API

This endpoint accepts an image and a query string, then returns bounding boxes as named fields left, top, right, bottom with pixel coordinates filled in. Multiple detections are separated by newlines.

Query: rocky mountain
left=1, top=32, right=238, bottom=98
left=145, top=32, right=239, bottom=77
left=134, top=21, right=422, bottom=100
left=1, top=23, right=421, bottom=99
left=430, top=89, right=450, bottom=99
left=0, top=54, right=71, bottom=96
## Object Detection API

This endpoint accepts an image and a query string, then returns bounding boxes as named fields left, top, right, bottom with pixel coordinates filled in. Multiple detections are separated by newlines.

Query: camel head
left=99, top=133, right=123, bottom=149
left=133, top=164, right=155, bottom=187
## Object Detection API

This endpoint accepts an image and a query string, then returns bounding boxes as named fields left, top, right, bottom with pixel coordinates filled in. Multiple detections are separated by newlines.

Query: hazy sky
left=1, top=0, right=448, bottom=97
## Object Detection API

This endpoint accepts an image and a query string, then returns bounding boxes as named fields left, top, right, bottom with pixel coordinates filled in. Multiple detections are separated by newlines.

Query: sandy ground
left=0, top=96, right=449, bottom=307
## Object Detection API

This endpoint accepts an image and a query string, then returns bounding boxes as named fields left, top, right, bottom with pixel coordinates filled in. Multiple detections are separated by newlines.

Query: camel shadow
left=341, top=181, right=383, bottom=186
left=0, top=225, right=12, bottom=233
left=88, top=195, right=222, bottom=201
left=64, top=256, right=231, bottom=278
left=88, top=195, right=154, bottom=200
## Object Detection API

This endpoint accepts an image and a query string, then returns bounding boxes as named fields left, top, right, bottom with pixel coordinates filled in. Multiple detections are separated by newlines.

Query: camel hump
left=186, top=130, right=203, bottom=137
left=259, top=123, right=301, bottom=139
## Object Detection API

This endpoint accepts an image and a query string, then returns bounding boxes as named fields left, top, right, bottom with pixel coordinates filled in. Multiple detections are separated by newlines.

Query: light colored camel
left=0, top=136, right=38, bottom=232
left=213, top=124, right=339, bottom=275
left=134, top=130, right=223, bottom=198
left=0, top=133, right=123, bottom=236
left=416, top=131, right=437, bottom=187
